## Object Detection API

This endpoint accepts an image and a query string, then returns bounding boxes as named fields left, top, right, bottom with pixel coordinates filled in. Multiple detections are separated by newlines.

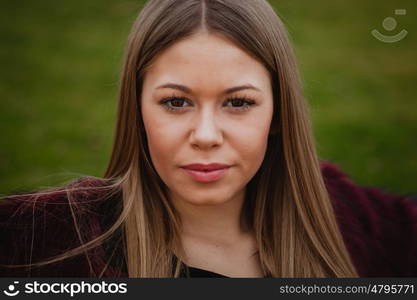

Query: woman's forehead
left=143, top=33, right=271, bottom=93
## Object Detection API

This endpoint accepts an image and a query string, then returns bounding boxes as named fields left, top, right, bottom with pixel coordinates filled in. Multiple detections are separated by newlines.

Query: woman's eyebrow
left=155, top=83, right=261, bottom=95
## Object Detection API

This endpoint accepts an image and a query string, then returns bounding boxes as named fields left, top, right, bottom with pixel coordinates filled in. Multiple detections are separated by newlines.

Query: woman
left=1, top=0, right=416, bottom=278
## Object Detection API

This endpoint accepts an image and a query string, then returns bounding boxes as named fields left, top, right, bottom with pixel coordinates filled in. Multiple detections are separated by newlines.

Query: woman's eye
left=224, top=98, right=256, bottom=111
left=159, top=96, right=255, bottom=112
left=160, top=97, right=190, bottom=112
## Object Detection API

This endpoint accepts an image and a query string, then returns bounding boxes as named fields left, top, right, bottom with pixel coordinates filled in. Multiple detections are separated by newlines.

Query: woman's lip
left=181, top=163, right=230, bottom=171
left=181, top=167, right=230, bottom=183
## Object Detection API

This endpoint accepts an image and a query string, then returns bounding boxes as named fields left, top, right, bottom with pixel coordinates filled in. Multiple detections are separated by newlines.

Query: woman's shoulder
left=319, top=160, right=417, bottom=230
left=0, top=176, right=121, bottom=277
left=319, top=160, right=417, bottom=276
left=0, top=176, right=114, bottom=229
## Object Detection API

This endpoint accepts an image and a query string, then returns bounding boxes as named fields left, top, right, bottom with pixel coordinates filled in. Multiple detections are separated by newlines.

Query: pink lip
left=181, top=164, right=230, bottom=183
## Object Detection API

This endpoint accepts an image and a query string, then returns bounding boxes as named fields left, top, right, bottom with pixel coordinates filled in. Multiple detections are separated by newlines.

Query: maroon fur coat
left=1, top=161, right=416, bottom=277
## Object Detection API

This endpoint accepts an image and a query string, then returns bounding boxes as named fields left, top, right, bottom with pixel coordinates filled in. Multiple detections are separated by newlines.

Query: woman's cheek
left=152, top=130, right=172, bottom=156
left=145, top=125, right=171, bottom=172
left=240, top=124, right=270, bottom=174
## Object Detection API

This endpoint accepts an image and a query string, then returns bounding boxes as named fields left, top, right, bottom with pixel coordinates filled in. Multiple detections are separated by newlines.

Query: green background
left=0, top=0, right=416, bottom=195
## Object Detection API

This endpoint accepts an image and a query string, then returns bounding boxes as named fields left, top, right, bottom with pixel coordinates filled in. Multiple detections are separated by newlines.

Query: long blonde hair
left=2, top=0, right=358, bottom=277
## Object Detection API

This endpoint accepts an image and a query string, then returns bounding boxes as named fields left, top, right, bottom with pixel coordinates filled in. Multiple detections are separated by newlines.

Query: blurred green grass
left=0, top=0, right=416, bottom=195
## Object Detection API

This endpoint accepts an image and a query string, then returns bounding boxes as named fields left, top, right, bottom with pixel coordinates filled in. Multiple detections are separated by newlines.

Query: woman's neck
left=171, top=188, right=250, bottom=247
left=169, top=188, right=262, bottom=277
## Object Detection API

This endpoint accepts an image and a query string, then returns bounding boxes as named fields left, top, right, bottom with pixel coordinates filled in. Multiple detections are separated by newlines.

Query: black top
left=181, top=262, right=271, bottom=278
left=183, top=265, right=230, bottom=278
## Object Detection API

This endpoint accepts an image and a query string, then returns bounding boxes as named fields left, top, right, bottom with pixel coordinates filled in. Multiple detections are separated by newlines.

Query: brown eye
left=224, top=97, right=256, bottom=111
left=171, top=98, right=186, bottom=107
left=231, top=98, right=245, bottom=107
left=159, top=96, right=191, bottom=112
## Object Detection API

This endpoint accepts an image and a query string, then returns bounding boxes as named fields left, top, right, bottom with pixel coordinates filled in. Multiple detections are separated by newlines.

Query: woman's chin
left=170, top=188, right=237, bottom=207
left=183, top=197, right=229, bottom=206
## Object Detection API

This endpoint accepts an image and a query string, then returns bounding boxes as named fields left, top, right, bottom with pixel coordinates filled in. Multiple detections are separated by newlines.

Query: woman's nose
left=189, top=109, right=223, bottom=150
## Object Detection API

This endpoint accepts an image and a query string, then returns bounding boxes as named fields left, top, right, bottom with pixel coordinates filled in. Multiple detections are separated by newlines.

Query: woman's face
left=141, top=32, right=274, bottom=206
